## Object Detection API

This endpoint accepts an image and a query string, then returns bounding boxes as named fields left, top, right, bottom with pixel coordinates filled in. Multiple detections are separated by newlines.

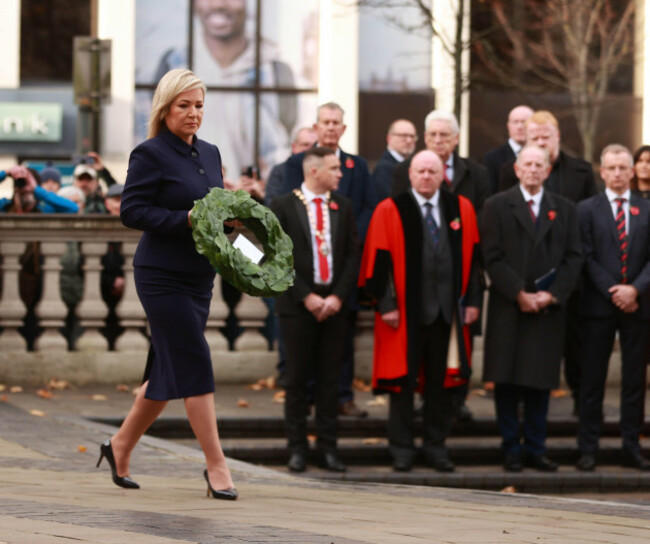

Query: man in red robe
left=359, top=150, right=482, bottom=472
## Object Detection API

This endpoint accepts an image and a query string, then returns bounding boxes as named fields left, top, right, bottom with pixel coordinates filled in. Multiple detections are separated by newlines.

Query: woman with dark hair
left=632, top=145, right=650, bottom=198
left=96, top=69, right=237, bottom=500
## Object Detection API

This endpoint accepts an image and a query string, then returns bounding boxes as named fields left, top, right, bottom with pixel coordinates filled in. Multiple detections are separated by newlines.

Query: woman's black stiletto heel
left=203, top=469, right=237, bottom=500
left=97, top=439, right=140, bottom=489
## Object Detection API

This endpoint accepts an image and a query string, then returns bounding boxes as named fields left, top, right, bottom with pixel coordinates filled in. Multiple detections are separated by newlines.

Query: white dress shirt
left=519, top=185, right=544, bottom=219
left=606, top=187, right=631, bottom=235
left=301, top=183, right=334, bottom=285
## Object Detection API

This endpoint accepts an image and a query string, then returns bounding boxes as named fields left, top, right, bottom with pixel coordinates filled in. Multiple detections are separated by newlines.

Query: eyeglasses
left=425, top=131, right=453, bottom=140
left=391, top=133, right=417, bottom=139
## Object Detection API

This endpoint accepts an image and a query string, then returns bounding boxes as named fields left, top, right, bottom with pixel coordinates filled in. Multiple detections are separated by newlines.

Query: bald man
left=359, top=150, right=482, bottom=472
left=483, top=105, right=534, bottom=194
left=372, top=119, right=418, bottom=201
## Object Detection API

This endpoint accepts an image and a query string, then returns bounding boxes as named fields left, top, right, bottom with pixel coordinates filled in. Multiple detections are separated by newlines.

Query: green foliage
left=192, top=188, right=295, bottom=297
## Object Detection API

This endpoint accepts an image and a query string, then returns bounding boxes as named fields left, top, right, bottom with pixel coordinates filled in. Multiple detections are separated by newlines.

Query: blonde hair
left=147, top=69, right=206, bottom=139
left=526, top=110, right=559, bottom=130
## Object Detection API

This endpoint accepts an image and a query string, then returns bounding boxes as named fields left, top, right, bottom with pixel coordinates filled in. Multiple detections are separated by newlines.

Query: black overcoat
left=481, top=185, right=583, bottom=389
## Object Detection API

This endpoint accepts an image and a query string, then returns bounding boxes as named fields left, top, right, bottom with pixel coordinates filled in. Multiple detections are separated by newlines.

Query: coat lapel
left=627, top=194, right=641, bottom=249
left=450, top=153, right=466, bottom=193
left=292, top=192, right=313, bottom=257
left=535, top=191, right=556, bottom=246
left=329, top=196, right=339, bottom=252
left=596, top=193, right=620, bottom=247
left=507, top=186, right=536, bottom=240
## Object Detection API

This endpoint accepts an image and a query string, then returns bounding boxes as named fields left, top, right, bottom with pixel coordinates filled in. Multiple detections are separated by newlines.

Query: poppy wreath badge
left=630, top=206, right=640, bottom=216
left=548, top=210, right=557, bottom=221
left=192, top=188, right=295, bottom=297
left=345, top=158, right=354, bottom=169
left=329, top=200, right=339, bottom=210
left=449, top=218, right=461, bottom=230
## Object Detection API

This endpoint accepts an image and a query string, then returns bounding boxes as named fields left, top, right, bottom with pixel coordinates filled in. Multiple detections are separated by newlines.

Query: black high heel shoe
left=97, top=439, right=140, bottom=489
left=203, top=469, right=238, bottom=500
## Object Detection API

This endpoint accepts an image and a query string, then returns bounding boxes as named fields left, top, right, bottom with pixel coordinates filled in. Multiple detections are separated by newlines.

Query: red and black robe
left=358, top=190, right=481, bottom=393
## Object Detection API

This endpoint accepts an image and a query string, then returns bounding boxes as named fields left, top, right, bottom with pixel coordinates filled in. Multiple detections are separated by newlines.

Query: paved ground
left=1, top=381, right=650, bottom=542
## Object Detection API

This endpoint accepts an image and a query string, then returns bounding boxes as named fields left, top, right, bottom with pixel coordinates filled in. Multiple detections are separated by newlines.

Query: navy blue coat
left=121, top=127, right=224, bottom=275
left=280, top=149, right=377, bottom=242
left=578, top=192, right=650, bottom=320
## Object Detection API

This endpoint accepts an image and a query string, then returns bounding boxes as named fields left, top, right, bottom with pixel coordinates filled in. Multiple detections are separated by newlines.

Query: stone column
left=34, top=241, right=68, bottom=351
left=0, top=242, right=27, bottom=350
left=115, top=241, right=149, bottom=351
left=206, top=277, right=228, bottom=350
left=233, top=293, right=268, bottom=351
left=76, top=242, right=109, bottom=351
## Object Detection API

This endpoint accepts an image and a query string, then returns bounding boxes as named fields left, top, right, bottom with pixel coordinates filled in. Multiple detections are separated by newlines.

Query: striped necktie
left=615, top=197, right=628, bottom=283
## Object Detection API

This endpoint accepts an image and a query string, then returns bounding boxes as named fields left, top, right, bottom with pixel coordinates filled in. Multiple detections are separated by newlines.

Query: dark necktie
left=424, top=202, right=439, bottom=245
left=527, top=199, right=537, bottom=223
left=443, top=168, right=452, bottom=187
left=313, top=198, right=330, bottom=282
left=615, top=197, right=628, bottom=283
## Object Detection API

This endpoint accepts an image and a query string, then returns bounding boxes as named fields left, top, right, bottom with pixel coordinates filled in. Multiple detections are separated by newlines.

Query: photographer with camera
left=72, top=152, right=119, bottom=214
left=0, top=166, right=79, bottom=214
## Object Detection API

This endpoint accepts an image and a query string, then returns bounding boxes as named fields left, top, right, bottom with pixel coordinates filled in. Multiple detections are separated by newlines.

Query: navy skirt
left=135, top=266, right=216, bottom=401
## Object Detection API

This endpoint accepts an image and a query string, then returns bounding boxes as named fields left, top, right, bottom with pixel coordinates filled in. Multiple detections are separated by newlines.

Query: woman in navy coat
left=96, top=69, right=237, bottom=500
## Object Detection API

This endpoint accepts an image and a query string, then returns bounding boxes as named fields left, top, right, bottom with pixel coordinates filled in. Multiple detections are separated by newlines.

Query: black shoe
left=576, top=453, right=596, bottom=472
left=338, top=401, right=368, bottom=418
left=453, top=403, right=473, bottom=422
left=96, top=439, right=140, bottom=489
left=621, top=449, right=650, bottom=471
left=203, top=469, right=238, bottom=500
left=318, top=451, right=347, bottom=472
left=424, top=452, right=455, bottom=473
left=524, top=453, right=558, bottom=472
left=393, top=458, right=413, bottom=472
left=287, top=451, right=307, bottom=472
left=503, top=452, right=522, bottom=472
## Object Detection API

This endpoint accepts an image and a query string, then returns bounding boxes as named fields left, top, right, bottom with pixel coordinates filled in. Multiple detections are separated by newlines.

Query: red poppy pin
left=329, top=200, right=339, bottom=210
left=449, top=218, right=461, bottom=231
left=631, top=206, right=640, bottom=216
left=548, top=210, right=557, bottom=221
left=345, top=158, right=354, bottom=169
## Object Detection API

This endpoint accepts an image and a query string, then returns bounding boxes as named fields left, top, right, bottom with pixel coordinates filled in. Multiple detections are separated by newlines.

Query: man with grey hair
left=576, top=143, right=650, bottom=472
left=483, top=105, right=534, bottom=194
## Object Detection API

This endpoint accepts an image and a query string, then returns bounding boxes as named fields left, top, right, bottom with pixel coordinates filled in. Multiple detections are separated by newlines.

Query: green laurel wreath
left=191, top=188, right=295, bottom=297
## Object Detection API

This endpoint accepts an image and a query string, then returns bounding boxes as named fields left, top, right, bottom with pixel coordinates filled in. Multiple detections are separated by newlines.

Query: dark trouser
left=281, top=308, right=349, bottom=454
left=494, top=384, right=550, bottom=456
left=563, top=291, right=582, bottom=403
left=388, top=317, right=452, bottom=462
left=578, top=313, right=648, bottom=454
left=338, top=310, right=357, bottom=405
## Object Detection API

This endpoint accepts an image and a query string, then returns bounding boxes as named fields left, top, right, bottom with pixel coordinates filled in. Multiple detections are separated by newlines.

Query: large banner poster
left=135, top=0, right=319, bottom=179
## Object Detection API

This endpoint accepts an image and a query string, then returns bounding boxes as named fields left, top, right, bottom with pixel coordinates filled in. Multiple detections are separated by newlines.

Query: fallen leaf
left=116, top=384, right=130, bottom=392
left=77, top=445, right=87, bottom=453
left=273, top=390, right=286, bottom=400
left=362, top=438, right=384, bottom=445
left=0, top=384, right=5, bottom=392
left=29, top=409, right=45, bottom=417
left=0, top=395, right=8, bottom=403
left=237, top=398, right=250, bottom=408
left=469, top=388, right=487, bottom=397
left=9, top=386, right=23, bottom=394
left=500, top=486, right=517, bottom=494
left=36, top=389, right=53, bottom=399
left=352, top=378, right=371, bottom=392
left=366, top=396, right=387, bottom=406
left=47, top=378, right=69, bottom=390
left=550, top=389, right=569, bottom=398
left=91, top=394, right=108, bottom=401
left=265, top=376, right=276, bottom=389
left=248, top=383, right=264, bottom=391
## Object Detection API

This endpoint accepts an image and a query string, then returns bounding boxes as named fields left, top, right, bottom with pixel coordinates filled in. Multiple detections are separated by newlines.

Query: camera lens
left=14, top=178, right=27, bottom=188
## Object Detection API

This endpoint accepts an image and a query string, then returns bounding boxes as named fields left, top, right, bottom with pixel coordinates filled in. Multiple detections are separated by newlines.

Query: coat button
left=191, top=151, right=198, bottom=158
left=199, top=168, right=205, bottom=175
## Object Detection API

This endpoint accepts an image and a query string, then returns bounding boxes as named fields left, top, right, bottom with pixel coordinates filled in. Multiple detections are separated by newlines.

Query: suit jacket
left=578, top=193, right=650, bottom=319
left=483, top=142, right=515, bottom=196
left=391, top=152, right=490, bottom=215
left=281, top=149, right=377, bottom=242
left=121, top=127, right=223, bottom=275
left=371, top=149, right=400, bottom=202
left=271, top=191, right=360, bottom=316
left=498, top=150, right=597, bottom=204
left=481, top=185, right=583, bottom=389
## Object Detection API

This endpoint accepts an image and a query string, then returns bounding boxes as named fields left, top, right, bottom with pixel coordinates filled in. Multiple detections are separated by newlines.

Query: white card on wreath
left=232, top=234, right=264, bottom=264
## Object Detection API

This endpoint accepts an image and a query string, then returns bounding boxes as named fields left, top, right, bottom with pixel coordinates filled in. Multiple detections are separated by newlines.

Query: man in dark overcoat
left=481, top=144, right=583, bottom=472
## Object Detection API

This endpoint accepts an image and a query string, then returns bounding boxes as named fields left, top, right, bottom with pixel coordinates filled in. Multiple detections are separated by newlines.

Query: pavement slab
left=1, top=386, right=650, bottom=543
